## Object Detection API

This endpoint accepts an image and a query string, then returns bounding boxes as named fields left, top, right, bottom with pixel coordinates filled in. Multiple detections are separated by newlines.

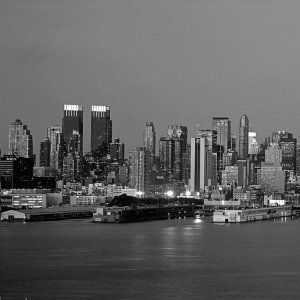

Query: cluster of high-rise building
left=1, top=108, right=300, bottom=203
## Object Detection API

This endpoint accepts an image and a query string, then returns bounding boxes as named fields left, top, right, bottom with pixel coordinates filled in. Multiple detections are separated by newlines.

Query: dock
left=1, top=206, right=96, bottom=222
left=93, top=205, right=195, bottom=223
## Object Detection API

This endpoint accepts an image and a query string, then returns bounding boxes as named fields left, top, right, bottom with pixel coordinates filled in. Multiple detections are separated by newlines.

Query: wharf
left=93, top=205, right=195, bottom=223
left=1, top=206, right=96, bottom=222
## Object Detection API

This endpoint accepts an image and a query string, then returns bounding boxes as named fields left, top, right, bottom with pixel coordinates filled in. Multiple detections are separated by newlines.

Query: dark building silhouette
left=91, top=105, right=112, bottom=154
left=62, top=105, right=83, bottom=154
left=0, top=155, right=33, bottom=189
left=40, top=138, right=51, bottom=167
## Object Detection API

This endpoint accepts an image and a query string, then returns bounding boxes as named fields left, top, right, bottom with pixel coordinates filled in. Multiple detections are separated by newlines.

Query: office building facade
left=40, top=138, right=51, bottom=167
left=62, top=105, right=83, bottom=154
left=143, top=122, right=156, bottom=167
left=129, top=147, right=149, bottom=196
left=239, top=114, right=249, bottom=159
left=8, top=119, right=33, bottom=158
left=110, top=138, right=125, bottom=161
left=212, top=117, right=231, bottom=153
left=47, top=126, right=64, bottom=172
left=190, top=137, right=213, bottom=194
left=91, top=105, right=112, bottom=154
left=0, top=155, right=34, bottom=189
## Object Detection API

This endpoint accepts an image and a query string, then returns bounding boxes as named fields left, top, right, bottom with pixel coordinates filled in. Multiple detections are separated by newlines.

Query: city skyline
left=1, top=107, right=300, bottom=159
left=1, top=1, right=300, bottom=157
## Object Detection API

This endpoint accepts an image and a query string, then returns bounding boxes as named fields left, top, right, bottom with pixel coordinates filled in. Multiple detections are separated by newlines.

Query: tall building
left=69, top=130, right=81, bottom=154
left=239, top=114, right=249, bottom=159
left=62, top=153, right=75, bottom=182
left=237, top=159, right=247, bottom=188
left=62, top=105, right=83, bottom=154
left=265, top=143, right=282, bottom=166
left=258, top=142, right=287, bottom=194
left=222, top=166, right=238, bottom=186
left=91, top=105, right=112, bottom=154
left=167, top=125, right=188, bottom=153
left=272, top=131, right=297, bottom=173
left=197, top=127, right=218, bottom=181
left=129, top=147, right=149, bottom=196
left=231, top=135, right=237, bottom=152
left=212, top=117, right=231, bottom=153
left=296, top=143, right=300, bottom=175
left=0, top=155, right=33, bottom=189
left=47, top=126, right=63, bottom=172
left=8, top=119, right=33, bottom=158
left=257, top=163, right=286, bottom=194
left=196, top=128, right=217, bottom=152
left=190, top=137, right=213, bottom=194
left=110, top=138, right=125, bottom=161
left=248, top=132, right=259, bottom=155
left=39, top=138, right=51, bottom=167
left=143, top=122, right=156, bottom=166
left=159, top=125, right=188, bottom=182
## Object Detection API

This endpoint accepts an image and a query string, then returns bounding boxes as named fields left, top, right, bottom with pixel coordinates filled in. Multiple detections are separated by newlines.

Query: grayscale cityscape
left=1, top=1, right=300, bottom=299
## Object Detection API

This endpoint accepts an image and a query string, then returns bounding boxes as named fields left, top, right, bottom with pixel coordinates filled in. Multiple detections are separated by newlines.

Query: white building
left=190, top=137, right=213, bottom=194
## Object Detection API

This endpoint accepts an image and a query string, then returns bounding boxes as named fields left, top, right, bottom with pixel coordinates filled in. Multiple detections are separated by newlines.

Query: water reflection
left=193, top=218, right=203, bottom=224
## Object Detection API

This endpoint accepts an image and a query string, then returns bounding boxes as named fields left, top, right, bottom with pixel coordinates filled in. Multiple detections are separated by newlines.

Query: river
left=1, top=217, right=300, bottom=299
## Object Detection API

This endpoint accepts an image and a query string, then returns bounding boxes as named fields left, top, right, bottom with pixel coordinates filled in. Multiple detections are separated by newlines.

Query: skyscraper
left=212, top=117, right=231, bottom=153
left=239, top=114, right=249, bottom=159
left=110, top=138, right=125, bottom=161
left=91, top=105, right=112, bottom=154
left=190, top=137, right=213, bottom=194
left=196, top=128, right=217, bottom=152
left=272, top=131, right=297, bottom=173
left=143, top=122, right=156, bottom=166
left=8, top=119, right=33, bottom=158
left=129, top=147, right=149, bottom=196
left=159, top=125, right=188, bottom=182
left=167, top=125, right=188, bottom=153
left=265, top=143, right=282, bottom=165
left=248, top=132, right=259, bottom=155
left=47, top=126, right=63, bottom=172
left=62, top=105, right=83, bottom=154
left=39, top=138, right=51, bottom=167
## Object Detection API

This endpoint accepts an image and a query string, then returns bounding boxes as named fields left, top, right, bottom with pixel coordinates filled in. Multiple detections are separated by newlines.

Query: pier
left=1, top=207, right=96, bottom=222
left=93, top=205, right=195, bottom=223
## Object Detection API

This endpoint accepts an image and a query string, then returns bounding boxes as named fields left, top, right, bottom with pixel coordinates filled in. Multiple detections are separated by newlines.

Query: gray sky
left=1, top=0, right=300, bottom=156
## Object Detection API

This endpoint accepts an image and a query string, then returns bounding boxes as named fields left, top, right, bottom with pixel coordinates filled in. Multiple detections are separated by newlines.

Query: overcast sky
left=1, top=0, right=300, bottom=157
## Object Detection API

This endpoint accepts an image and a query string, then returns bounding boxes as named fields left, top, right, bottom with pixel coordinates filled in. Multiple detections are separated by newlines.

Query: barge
left=213, top=205, right=292, bottom=223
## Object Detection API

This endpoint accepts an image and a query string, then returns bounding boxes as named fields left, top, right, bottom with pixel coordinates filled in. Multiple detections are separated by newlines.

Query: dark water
left=1, top=217, right=300, bottom=300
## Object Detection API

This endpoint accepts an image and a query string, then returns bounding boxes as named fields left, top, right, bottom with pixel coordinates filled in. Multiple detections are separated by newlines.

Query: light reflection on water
left=1, top=217, right=300, bottom=299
